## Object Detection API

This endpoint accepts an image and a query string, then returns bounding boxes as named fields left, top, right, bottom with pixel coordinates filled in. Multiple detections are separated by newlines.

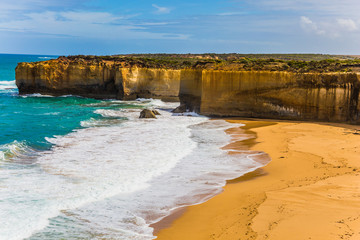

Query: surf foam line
left=0, top=99, right=265, bottom=240
left=0, top=101, right=206, bottom=240
left=35, top=118, right=265, bottom=240
left=0, top=80, right=16, bottom=90
left=32, top=106, right=265, bottom=239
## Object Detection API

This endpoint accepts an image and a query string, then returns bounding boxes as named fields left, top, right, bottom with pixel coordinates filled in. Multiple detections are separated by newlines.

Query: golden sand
left=156, top=120, right=360, bottom=240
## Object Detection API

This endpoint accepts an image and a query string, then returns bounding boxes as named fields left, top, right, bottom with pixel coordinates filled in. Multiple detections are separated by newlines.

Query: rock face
left=180, top=70, right=360, bottom=124
left=139, top=109, right=157, bottom=118
left=16, top=58, right=181, bottom=101
left=15, top=57, right=360, bottom=124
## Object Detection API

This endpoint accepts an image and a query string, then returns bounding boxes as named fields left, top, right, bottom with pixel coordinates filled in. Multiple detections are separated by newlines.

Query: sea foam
left=0, top=99, right=265, bottom=240
left=0, top=80, right=16, bottom=90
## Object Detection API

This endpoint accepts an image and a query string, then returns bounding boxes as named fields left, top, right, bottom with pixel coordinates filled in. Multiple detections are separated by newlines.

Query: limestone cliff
left=16, top=58, right=181, bottom=101
left=182, top=70, right=360, bottom=124
left=15, top=56, right=360, bottom=124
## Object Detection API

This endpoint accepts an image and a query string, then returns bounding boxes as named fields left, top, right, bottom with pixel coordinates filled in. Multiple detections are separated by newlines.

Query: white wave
left=136, top=98, right=152, bottom=101
left=80, top=118, right=100, bottom=128
left=139, top=98, right=179, bottom=109
left=21, top=94, right=83, bottom=99
left=0, top=109, right=205, bottom=240
left=111, top=98, right=180, bottom=110
left=172, top=111, right=201, bottom=117
left=0, top=102, right=266, bottom=240
left=0, top=80, right=16, bottom=90
left=59, top=95, right=75, bottom=97
left=34, top=118, right=264, bottom=240
left=92, top=98, right=181, bottom=119
left=42, top=112, right=60, bottom=116
left=80, top=118, right=125, bottom=128
left=38, top=57, right=56, bottom=60
left=94, top=109, right=125, bottom=118
left=0, top=140, right=37, bottom=163
left=21, top=93, right=54, bottom=98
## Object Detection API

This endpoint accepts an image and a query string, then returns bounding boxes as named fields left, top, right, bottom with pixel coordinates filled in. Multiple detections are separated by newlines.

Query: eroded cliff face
left=116, top=67, right=181, bottom=101
left=180, top=70, right=360, bottom=124
left=16, top=59, right=182, bottom=101
left=16, top=60, right=117, bottom=98
left=15, top=58, right=360, bottom=124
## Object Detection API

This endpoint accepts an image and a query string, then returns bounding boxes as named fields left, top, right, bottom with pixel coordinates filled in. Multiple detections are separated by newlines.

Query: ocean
left=0, top=54, right=264, bottom=240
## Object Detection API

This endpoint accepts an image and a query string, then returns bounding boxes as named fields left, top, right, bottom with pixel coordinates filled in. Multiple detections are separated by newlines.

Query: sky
left=0, top=0, right=359, bottom=55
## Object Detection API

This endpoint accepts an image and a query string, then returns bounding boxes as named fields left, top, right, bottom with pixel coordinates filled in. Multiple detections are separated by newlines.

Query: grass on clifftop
left=63, top=54, right=360, bottom=73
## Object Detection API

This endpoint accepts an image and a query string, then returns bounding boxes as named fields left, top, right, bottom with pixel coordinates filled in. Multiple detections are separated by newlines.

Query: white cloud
left=300, top=16, right=326, bottom=35
left=152, top=4, right=172, bottom=14
left=0, top=0, right=84, bottom=13
left=217, top=12, right=247, bottom=16
left=300, top=16, right=359, bottom=38
left=336, top=18, right=358, bottom=31
left=243, top=0, right=360, bottom=16
left=0, top=10, right=189, bottom=40
left=137, top=22, right=177, bottom=26
left=60, top=11, right=122, bottom=24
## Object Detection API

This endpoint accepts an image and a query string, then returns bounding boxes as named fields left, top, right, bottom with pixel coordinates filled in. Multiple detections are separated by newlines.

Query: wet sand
left=155, top=119, right=360, bottom=240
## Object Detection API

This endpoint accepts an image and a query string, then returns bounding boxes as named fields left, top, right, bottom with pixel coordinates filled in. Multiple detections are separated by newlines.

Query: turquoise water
left=0, top=54, right=54, bottom=81
left=0, top=54, right=133, bottom=151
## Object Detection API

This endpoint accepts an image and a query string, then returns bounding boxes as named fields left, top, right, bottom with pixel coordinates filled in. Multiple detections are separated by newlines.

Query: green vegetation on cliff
left=55, top=54, right=360, bottom=73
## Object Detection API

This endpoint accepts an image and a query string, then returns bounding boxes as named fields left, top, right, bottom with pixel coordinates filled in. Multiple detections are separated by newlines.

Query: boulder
left=172, top=104, right=187, bottom=113
left=139, top=109, right=157, bottom=118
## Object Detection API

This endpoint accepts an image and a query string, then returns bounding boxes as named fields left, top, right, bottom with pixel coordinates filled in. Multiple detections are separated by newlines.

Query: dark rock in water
left=140, top=109, right=157, bottom=118
left=172, top=104, right=186, bottom=113
left=152, top=110, right=161, bottom=115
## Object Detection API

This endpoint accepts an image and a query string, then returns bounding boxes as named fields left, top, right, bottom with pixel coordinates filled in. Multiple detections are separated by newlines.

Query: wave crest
left=80, top=118, right=126, bottom=128
left=0, top=140, right=38, bottom=163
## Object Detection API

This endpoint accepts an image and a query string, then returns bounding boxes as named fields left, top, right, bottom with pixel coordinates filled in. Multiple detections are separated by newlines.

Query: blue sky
left=0, top=0, right=359, bottom=55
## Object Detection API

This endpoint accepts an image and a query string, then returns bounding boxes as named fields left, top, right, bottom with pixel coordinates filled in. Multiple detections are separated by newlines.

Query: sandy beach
left=156, top=119, right=360, bottom=240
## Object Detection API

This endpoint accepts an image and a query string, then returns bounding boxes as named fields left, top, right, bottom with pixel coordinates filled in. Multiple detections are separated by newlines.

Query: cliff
left=15, top=56, right=360, bottom=124
left=180, top=70, right=360, bottom=124
left=16, top=58, right=181, bottom=101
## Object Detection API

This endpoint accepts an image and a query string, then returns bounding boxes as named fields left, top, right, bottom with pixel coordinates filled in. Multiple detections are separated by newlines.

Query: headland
left=16, top=54, right=360, bottom=124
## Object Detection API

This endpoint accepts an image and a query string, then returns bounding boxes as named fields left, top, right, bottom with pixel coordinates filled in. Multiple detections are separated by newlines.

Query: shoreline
left=155, top=119, right=360, bottom=240
left=150, top=119, right=270, bottom=235
left=151, top=119, right=273, bottom=236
